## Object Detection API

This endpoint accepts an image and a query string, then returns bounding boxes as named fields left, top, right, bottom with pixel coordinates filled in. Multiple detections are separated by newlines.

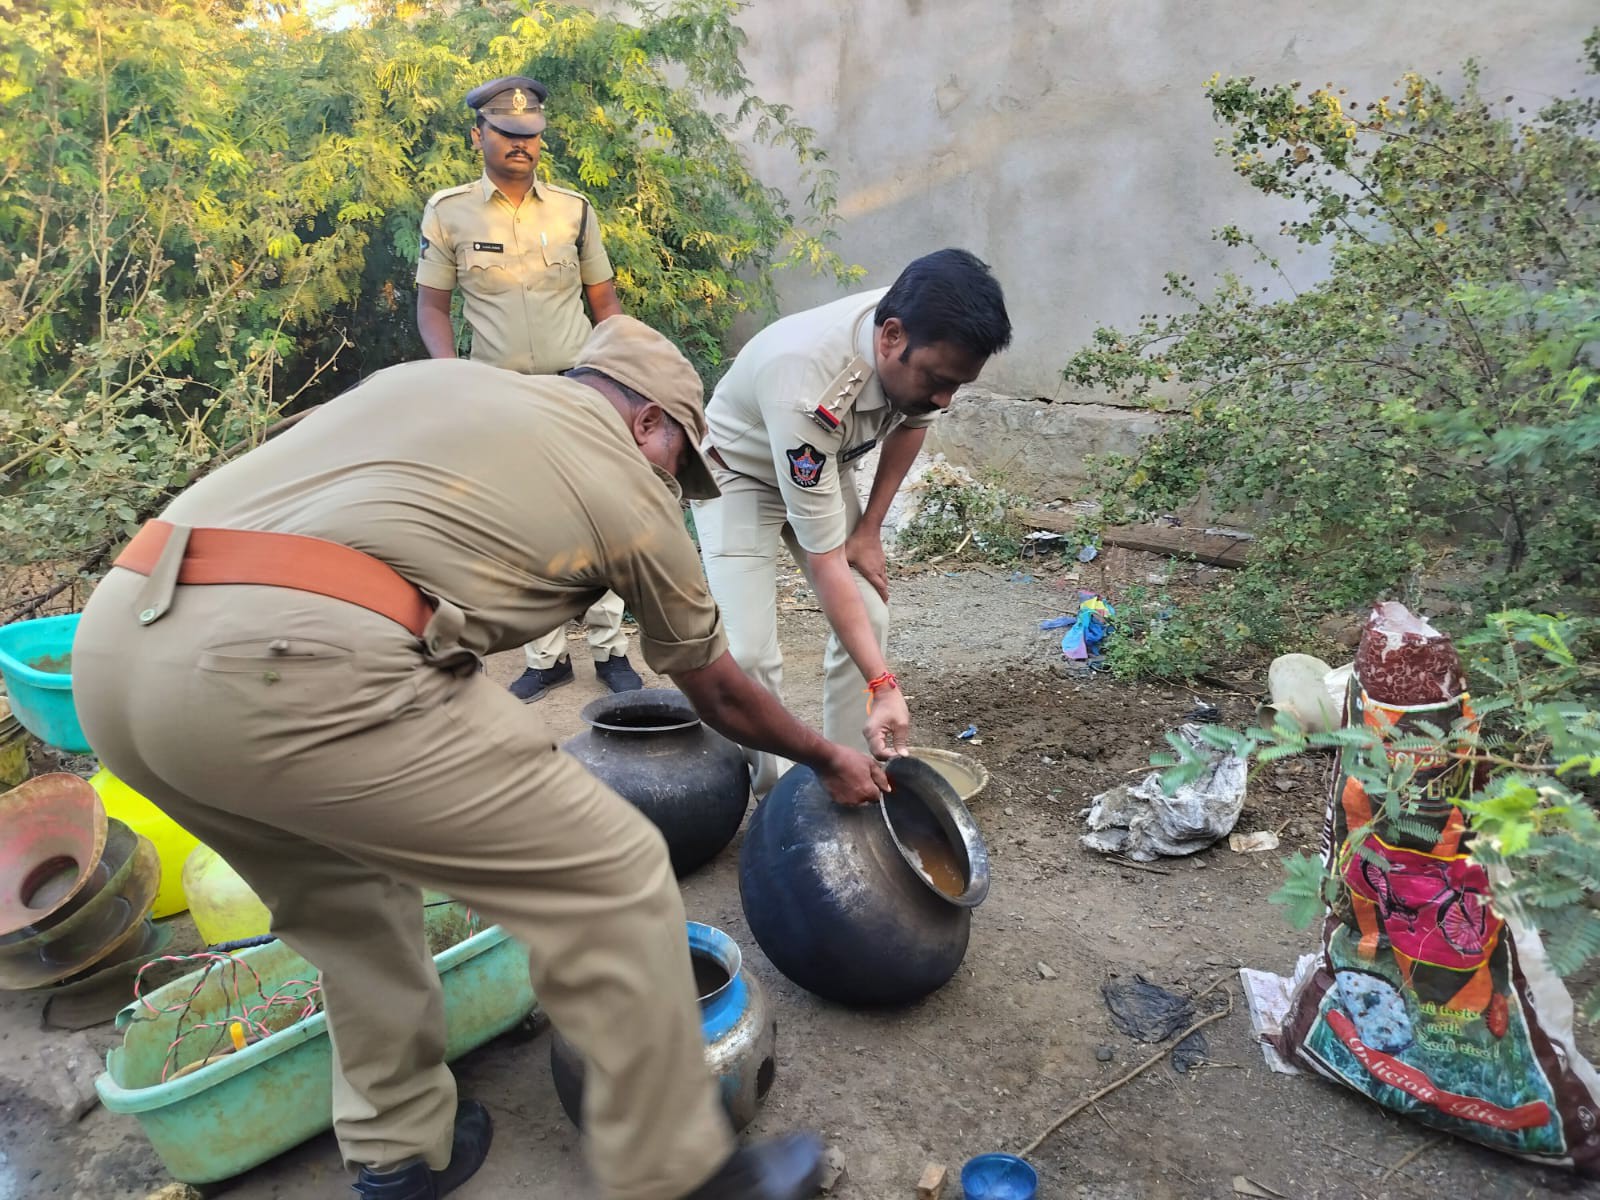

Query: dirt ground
left=3, top=555, right=1599, bottom=1200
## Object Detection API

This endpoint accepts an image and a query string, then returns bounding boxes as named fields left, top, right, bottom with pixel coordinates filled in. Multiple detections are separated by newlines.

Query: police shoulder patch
left=785, top=443, right=827, bottom=489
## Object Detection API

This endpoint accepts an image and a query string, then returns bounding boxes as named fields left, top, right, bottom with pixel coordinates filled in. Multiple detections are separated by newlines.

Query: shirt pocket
left=461, top=247, right=517, bottom=295
left=540, top=240, right=580, bottom=274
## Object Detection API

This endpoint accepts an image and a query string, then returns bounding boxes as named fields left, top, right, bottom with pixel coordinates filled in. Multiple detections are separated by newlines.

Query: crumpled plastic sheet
left=1041, top=593, right=1114, bottom=660
left=1102, top=974, right=1210, bottom=1073
left=1079, top=724, right=1247, bottom=861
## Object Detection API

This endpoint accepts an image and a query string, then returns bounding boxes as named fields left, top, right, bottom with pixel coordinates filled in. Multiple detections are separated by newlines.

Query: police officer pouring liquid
left=417, top=75, right=640, bottom=704
left=693, top=250, right=1012, bottom=794
left=74, top=319, right=869, bottom=1200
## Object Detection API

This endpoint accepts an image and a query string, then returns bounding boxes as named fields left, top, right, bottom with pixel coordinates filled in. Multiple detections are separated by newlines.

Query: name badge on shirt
left=472, top=241, right=505, bottom=253
left=840, top=438, right=877, bottom=464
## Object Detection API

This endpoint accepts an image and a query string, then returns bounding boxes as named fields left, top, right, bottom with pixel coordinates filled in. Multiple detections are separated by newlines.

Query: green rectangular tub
left=95, top=904, right=536, bottom=1184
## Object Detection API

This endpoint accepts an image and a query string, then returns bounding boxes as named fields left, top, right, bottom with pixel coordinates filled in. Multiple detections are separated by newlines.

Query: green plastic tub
left=96, top=904, right=536, bottom=1184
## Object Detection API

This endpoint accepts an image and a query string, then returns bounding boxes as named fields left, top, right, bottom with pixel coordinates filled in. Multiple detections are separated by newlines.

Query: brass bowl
left=0, top=773, right=108, bottom=937
left=907, top=748, right=990, bottom=805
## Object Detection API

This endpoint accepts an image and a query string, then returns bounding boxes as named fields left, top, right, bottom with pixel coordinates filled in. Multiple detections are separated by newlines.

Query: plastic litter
left=960, top=1153, right=1038, bottom=1200
left=1353, top=600, right=1464, bottom=704
left=1101, top=974, right=1209, bottom=1072
left=1228, top=831, right=1280, bottom=854
left=1043, top=592, right=1114, bottom=661
left=1103, top=974, right=1195, bottom=1041
left=1239, top=960, right=1311, bottom=1075
left=1080, top=724, right=1246, bottom=861
left=957, top=724, right=978, bottom=741
left=1261, top=653, right=1341, bottom=734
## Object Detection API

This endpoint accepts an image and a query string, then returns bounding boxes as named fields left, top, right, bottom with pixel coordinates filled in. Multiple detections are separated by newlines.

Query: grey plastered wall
left=728, top=0, right=1596, bottom=400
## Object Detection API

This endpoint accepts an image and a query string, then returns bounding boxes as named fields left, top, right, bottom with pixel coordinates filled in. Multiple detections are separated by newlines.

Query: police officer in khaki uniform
left=73, top=318, right=871, bottom=1200
left=693, top=250, right=1011, bottom=795
left=416, top=75, right=638, bottom=703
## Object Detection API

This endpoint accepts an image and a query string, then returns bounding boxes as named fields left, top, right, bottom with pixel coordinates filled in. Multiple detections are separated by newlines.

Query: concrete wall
left=727, top=0, right=1598, bottom=398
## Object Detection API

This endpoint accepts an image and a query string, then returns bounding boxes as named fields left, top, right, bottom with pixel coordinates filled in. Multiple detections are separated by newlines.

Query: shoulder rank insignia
left=808, top=354, right=871, bottom=433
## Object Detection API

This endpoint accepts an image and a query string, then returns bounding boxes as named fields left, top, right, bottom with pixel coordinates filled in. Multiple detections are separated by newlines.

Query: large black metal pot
left=738, top=755, right=989, bottom=1008
left=562, top=689, right=750, bottom=876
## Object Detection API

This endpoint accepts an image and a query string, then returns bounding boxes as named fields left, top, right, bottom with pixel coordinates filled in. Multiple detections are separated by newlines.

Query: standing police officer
left=416, top=75, right=638, bottom=703
left=692, top=250, right=1011, bottom=794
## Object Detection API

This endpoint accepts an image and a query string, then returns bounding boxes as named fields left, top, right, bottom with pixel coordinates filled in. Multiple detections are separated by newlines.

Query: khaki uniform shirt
left=704, top=289, right=937, bottom=555
left=160, top=360, right=724, bottom=673
left=416, top=176, right=614, bottom=374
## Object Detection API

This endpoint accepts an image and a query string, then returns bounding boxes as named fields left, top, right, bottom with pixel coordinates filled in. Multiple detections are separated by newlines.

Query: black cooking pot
left=562, top=689, right=750, bottom=876
left=738, top=755, right=989, bottom=1007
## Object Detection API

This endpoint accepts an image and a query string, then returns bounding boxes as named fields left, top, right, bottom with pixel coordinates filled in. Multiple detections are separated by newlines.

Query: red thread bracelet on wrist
left=863, top=671, right=898, bottom=712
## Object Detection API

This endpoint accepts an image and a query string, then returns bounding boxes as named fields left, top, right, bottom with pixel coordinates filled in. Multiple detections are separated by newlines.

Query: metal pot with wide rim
left=738, top=755, right=990, bottom=1008
left=550, top=921, right=777, bottom=1131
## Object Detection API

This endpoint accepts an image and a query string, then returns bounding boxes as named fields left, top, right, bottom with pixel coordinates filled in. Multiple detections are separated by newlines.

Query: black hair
left=563, top=366, right=651, bottom=411
left=875, top=248, right=1012, bottom=361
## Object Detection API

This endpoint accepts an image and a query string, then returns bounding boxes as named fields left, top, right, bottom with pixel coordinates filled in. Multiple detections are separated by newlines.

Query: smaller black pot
left=562, top=689, right=750, bottom=876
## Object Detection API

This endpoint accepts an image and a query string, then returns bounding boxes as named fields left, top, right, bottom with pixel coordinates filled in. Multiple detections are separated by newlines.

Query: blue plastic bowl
left=0, top=613, right=90, bottom=752
left=961, top=1153, right=1039, bottom=1200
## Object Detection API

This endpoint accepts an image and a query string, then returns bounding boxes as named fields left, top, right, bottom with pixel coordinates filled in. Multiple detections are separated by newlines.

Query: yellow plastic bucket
left=182, top=845, right=272, bottom=945
left=90, top=769, right=202, bottom=919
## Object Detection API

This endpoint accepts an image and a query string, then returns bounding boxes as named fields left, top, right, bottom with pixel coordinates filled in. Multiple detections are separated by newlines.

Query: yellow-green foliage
left=0, top=0, right=855, bottom=600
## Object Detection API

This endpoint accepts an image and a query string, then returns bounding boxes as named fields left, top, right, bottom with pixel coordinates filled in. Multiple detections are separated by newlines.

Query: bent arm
left=584, top=279, right=623, bottom=323
left=672, top=651, right=834, bottom=768
left=416, top=285, right=458, bottom=359
left=805, top=546, right=889, bottom=683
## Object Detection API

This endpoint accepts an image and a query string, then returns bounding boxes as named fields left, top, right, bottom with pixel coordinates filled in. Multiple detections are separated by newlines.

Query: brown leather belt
left=114, top=520, right=435, bottom=638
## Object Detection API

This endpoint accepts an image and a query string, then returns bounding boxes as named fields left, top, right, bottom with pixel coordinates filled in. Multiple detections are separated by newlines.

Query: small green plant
left=1155, top=610, right=1600, bottom=1018
left=895, top=469, right=1029, bottom=563
left=1103, top=575, right=1302, bottom=680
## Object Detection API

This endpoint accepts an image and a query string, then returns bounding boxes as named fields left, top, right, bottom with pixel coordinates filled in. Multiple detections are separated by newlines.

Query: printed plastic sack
left=1276, top=602, right=1600, bottom=1173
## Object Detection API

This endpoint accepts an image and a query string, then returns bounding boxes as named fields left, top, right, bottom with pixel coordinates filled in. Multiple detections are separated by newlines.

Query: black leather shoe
left=351, top=1099, right=493, bottom=1199
left=680, top=1133, right=826, bottom=1200
left=593, top=654, right=644, bottom=693
left=508, top=659, right=574, bottom=703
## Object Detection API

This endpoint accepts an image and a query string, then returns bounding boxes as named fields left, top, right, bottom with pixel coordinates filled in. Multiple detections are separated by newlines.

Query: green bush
left=0, top=0, right=855, bottom=610
left=1065, top=33, right=1600, bottom=676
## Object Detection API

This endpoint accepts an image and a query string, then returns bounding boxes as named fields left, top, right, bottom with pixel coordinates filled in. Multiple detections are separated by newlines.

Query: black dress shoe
left=508, top=659, right=574, bottom=703
left=351, top=1099, right=493, bottom=1199
left=680, top=1133, right=826, bottom=1200
left=593, top=654, right=644, bottom=693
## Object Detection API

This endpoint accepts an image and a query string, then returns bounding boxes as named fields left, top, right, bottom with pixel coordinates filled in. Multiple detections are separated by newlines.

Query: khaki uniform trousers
left=524, top=589, right=628, bottom=670
left=691, top=471, right=887, bottom=796
left=72, top=572, right=734, bottom=1200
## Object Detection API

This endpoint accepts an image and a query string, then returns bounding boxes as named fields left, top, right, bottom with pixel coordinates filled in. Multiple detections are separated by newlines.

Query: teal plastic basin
left=0, top=613, right=89, bottom=752
left=96, top=903, right=536, bottom=1184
